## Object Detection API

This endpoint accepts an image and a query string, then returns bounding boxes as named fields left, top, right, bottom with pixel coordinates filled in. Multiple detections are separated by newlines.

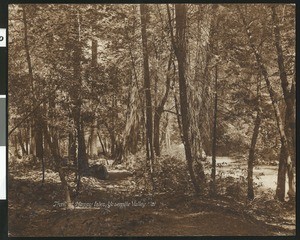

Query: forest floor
left=8, top=152, right=296, bottom=237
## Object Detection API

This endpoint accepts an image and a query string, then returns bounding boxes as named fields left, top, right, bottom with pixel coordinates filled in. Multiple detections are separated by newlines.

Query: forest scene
left=8, top=4, right=295, bottom=236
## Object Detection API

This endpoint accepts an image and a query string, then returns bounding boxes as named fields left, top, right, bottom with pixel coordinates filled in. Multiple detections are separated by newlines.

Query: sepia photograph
left=7, top=3, right=295, bottom=236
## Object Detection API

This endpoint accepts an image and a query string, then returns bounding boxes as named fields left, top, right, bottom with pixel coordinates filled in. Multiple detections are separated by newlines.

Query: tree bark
left=35, top=120, right=44, bottom=161
left=174, top=93, right=183, bottom=142
left=211, top=65, right=218, bottom=195
left=271, top=6, right=295, bottom=201
left=22, top=6, right=40, bottom=164
left=140, top=4, right=154, bottom=167
left=72, top=9, right=88, bottom=174
left=276, top=143, right=287, bottom=201
left=271, top=6, right=295, bottom=163
left=247, top=76, right=262, bottom=200
left=174, top=4, right=201, bottom=194
left=22, top=6, right=34, bottom=97
left=25, top=126, right=29, bottom=154
left=77, top=123, right=88, bottom=172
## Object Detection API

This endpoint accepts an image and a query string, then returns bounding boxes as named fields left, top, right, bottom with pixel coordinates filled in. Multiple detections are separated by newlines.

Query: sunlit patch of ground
left=204, top=156, right=292, bottom=196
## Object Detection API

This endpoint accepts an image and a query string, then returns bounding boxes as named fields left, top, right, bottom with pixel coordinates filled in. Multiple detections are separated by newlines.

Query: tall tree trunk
left=25, top=125, right=29, bottom=154
left=88, top=35, right=98, bottom=159
left=110, top=133, right=116, bottom=157
left=271, top=6, right=295, bottom=163
left=174, top=93, right=183, bottom=141
left=88, top=126, right=98, bottom=157
left=13, top=135, right=19, bottom=158
left=238, top=6, right=295, bottom=200
left=276, top=143, right=287, bottom=201
left=271, top=6, right=295, bottom=201
left=211, top=65, right=218, bottom=195
left=35, top=120, right=44, bottom=161
left=140, top=4, right=154, bottom=167
left=22, top=6, right=40, bottom=163
left=29, top=123, right=36, bottom=157
left=72, top=9, right=88, bottom=174
left=173, top=4, right=201, bottom=194
left=125, top=33, right=143, bottom=155
left=35, top=117, right=45, bottom=183
left=110, top=95, right=117, bottom=157
left=77, top=123, right=88, bottom=172
left=247, top=76, right=262, bottom=200
left=22, top=6, right=34, bottom=97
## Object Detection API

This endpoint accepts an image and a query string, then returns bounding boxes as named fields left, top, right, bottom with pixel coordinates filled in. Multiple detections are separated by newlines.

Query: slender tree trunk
left=89, top=39, right=98, bottom=159
left=211, top=65, right=218, bottom=195
left=77, top=123, right=88, bottom=172
left=13, top=135, right=19, bottom=158
left=174, top=93, right=183, bottom=141
left=173, top=4, right=201, bottom=194
left=22, top=6, right=34, bottom=97
left=35, top=121, right=44, bottom=161
left=72, top=9, right=88, bottom=174
left=29, top=122, right=36, bottom=157
left=25, top=126, right=29, bottom=154
left=114, top=140, right=123, bottom=164
left=36, top=109, right=45, bottom=183
left=238, top=7, right=295, bottom=200
left=22, top=6, right=38, bottom=160
left=97, top=131, right=106, bottom=156
left=18, top=130, right=27, bottom=155
left=140, top=4, right=154, bottom=167
left=35, top=116, right=45, bottom=183
left=247, top=76, right=262, bottom=200
left=69, top=132, right=77, bottom=165
left=276, top=143, right=287, bottom=201
left=110, top=134, right=116, bottom=157
left=153, top=110, right=162, bottom=157
left=110, top=95, right=117, bottom=157
left=42, top=119, right=73, bottom=209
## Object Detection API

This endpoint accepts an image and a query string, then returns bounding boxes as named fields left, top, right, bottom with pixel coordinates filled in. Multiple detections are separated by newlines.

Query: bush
left=154, top=155, right=193, bottom=194
left=216, top=176, right=248, bottom=200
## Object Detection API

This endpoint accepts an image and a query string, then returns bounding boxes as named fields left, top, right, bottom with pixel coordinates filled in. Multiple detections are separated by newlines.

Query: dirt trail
left=8, top=162, right=295, bottom=237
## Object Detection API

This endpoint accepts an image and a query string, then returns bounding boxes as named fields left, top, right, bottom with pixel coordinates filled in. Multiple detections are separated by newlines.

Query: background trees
left=8, top=4, right=295, bottom=204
